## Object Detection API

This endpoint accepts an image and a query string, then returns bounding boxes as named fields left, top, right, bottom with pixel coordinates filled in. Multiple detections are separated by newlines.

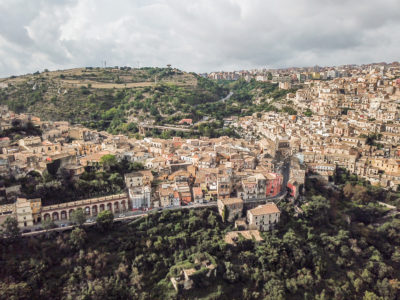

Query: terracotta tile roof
left=193, top=187, right=203, bottom=197
left=249, top=203, right=280, bottom=216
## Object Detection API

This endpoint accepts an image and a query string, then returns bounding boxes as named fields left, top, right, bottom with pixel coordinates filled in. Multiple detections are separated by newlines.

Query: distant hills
left=0, top=67, right=234, bottom=137
left=0, top=67, right=293, bottom=138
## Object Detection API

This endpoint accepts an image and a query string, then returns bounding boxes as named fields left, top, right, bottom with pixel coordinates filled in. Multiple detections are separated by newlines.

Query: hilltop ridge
left=0, top=67, right=230, bottom=136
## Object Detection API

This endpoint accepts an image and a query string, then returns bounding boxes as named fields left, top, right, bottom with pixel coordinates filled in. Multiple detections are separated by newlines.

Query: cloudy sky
left=0, top=0, right=399, bottom=77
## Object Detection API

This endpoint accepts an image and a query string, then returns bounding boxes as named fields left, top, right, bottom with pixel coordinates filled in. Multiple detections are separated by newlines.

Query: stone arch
left=121, top=200, right=127, bottom=212
left=92, top=205, right=98, bottom=216
left=99, top=204, right=105, bottom=212
left=107, top=203, right=112, bottom=211
left=44, top=213, right=51, bottom=221
left=114, top=201, right=119, bottom=213
left=60, top=210, right=67, bottom=220
left=84, top=206, right=90, bottom=216
left=26, top=169, right=43, bottom=177
left=52, top=211, right=59, bottom=221
left=68, top=209, right=74, bottom=219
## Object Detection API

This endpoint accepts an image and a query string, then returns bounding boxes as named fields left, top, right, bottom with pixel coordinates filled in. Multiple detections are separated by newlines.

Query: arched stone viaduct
left=41, top=193, right=129, bottom=222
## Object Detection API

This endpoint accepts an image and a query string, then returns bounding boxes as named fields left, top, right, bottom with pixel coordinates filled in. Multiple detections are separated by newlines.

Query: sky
left=0, top=0, right=399, bottom=77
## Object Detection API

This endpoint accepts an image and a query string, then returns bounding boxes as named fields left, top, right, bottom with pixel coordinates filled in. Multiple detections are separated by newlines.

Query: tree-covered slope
left=1, top=179, right=400, bottom=299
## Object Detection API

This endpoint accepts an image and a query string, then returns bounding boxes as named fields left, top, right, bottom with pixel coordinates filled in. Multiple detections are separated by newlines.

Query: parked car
left=22, top=229, right=31, bottom=233
left=118, top=214, right=126, bottom=218
left=60, top=223, right=67, bottom=227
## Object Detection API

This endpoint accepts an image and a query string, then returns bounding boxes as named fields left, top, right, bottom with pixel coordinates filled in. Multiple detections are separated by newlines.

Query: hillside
left=0, top=68, right=297, bottom=138
left=0, top=67, right=229, bottom=136
left=1, top=180, right=400, bottom=299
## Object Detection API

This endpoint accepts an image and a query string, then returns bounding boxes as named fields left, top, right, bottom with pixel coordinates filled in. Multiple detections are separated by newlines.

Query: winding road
left=218, top=91, right=233, bottom=103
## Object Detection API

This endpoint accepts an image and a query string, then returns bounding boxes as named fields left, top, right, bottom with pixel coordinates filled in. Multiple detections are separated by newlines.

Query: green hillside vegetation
left=1, top=179, right=400, bottom=299
left=224, top=79, right=300, bottom=116
left=0, top=69, right=299, bottom=139
left=0, top=68, right=228, bottom=136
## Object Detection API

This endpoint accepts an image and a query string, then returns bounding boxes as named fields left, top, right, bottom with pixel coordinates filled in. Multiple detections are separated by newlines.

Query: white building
left=16, top=198, right=34, bottom=228
left=129, top=186, right=151, bottom=209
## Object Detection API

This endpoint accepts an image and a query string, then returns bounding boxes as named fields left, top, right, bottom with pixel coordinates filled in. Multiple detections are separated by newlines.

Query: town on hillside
left=0, top=62, right=399, bottom=236
left=0, top=104, right=294, bottom=233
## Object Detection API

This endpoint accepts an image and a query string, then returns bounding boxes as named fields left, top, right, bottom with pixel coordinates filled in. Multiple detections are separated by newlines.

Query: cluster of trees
left=17, top=156, right=144, bottom=206
left=1, top=178, right=399, bottom=299
left=334, top=167, right=400, bottom=205
left=360, top=133, right=384, bottom=148
left=217, top=79, right=300, bottom=118
left=0, top=121, right=42, bottom=141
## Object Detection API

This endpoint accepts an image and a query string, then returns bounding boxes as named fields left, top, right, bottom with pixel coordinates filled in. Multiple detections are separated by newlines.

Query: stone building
left=247, top=202, right=280, bottom=231
left=15, top=198, right=34, bottom=228
left=217, top=197, right=243, bottom=222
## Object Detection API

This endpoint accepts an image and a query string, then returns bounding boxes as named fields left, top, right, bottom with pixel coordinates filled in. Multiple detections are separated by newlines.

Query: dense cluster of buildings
left=2, top=62, right=398, bottom=230
left=207, top=62, right=400, bottom=85
left=0, top=105, right=294, bottom=228
left=230, top=64, right=400, bottom=190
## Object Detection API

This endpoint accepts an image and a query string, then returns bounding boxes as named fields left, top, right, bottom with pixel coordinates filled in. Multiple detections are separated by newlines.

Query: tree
left=302, top=195, right=330, bottom=225
left=0, top=282, right=31, bottom=299
left=42, top=218, right=56, bottom=231
left=69, top=227, right=87, bottom=249
left=1, top=217, right=21, bottom=242
left=131, top=162, right=144, bottom=171
left=96, top=210, right=114, bottom=231
left=222, top=205, right=229, bottom=222
left=363, top=291, right=384, bottom=300
left=71, top=208, right=86, bottom=226
left=343, top=183, right=371, bottom=204
left=223, top=261, right=239, bottom=283
left=304, top=109, right=313, bottom=117
left=100, top=154, right=117, bottom=171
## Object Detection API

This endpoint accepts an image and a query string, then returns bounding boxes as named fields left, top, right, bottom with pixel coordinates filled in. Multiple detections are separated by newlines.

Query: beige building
left=124, top=170, right=154, bottom=188
left=18, top=136, right=41, bottom=147
left=0, top=203, right=16, bottom=226
left=247, top=202, right=280, bottom=231
left=217, top=197, right=243, bottom=222
left=30, top=198, right=42, bottom=223
left=16, top=198, right=34, bottom=228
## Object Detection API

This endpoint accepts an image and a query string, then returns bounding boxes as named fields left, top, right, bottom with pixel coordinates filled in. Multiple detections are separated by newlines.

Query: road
left=218, top=91, right=233, bottom=103
left=21, top=202, right=217, bottom=237
left=280, top=158, right=291, bottom=190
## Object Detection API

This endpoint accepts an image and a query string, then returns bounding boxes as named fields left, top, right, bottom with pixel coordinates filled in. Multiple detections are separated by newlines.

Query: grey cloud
left=0, top=0, right=399, bottom=77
